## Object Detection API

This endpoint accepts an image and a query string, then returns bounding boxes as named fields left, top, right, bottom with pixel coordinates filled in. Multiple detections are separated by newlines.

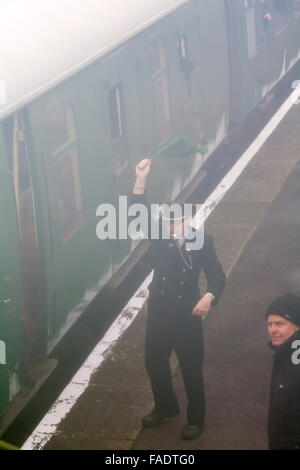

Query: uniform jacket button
left=182, top=268, right=186, bottom=272
left=178, top=295, right=182, bottom=299
left=180, top=281, right=184, bottom=285
left=162, top=277, right=166, bottom=281
left=160, top=290, right=164, bottom=295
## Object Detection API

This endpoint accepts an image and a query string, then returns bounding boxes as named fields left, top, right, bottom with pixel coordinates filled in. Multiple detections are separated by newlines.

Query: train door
left=0, top=127, right=23, bottom=417
left=28, top=94, right=86, bottom=352
left=12, top=114, right=41, bottom=347
left=101, top=47, right=134, bottom=272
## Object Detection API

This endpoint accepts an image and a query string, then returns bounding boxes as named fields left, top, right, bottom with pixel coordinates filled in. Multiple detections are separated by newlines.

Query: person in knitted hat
left=265, top=293, right=300, bottom=450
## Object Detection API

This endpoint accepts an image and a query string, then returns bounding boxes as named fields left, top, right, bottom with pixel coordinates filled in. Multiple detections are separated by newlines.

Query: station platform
left=41, top=103, right=300, bottom=450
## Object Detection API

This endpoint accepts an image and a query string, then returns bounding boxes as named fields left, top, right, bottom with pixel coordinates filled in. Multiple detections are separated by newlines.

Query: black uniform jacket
left=268, top=329, right=300, bottom=450
left=130, top=192, right=226, bottom=320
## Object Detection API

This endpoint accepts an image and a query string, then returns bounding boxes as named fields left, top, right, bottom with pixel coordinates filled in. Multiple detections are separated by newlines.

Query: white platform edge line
left=21, top=86, right=300, bottom=450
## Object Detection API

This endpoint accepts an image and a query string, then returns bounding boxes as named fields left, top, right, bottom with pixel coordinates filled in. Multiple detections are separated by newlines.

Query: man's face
left=267, top=314, right=300, bottom=346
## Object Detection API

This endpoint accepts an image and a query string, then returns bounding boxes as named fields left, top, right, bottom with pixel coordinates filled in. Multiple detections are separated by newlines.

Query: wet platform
left=43, top=104, right=300, bottom=450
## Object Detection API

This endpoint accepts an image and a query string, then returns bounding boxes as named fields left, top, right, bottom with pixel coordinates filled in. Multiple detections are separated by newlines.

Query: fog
left=0, top=0, right=188, bottom=118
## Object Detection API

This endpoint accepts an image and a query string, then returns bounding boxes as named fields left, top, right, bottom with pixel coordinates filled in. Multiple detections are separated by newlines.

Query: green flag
left=150, top=135, right=208, bottom=161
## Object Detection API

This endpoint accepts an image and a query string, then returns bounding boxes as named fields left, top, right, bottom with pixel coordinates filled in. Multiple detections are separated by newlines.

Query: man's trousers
left=145, top=313, right=205, bottom=425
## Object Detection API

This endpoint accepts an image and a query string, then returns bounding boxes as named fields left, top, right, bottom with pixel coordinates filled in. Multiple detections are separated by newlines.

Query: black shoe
left=142, top=410, right=164, bottom=428
left=181, top=423, right=204, bottom=440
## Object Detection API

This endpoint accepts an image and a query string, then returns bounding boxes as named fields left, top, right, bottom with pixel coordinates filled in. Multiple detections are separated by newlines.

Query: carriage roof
left=0, top=0, right=188, bottom=120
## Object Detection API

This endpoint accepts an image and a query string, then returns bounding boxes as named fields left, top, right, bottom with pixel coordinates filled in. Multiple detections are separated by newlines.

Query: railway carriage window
left=108, top=84, right=128, bottom=174
left=47, top=101, right=76, bottom=153
left=14, top=118, right=37, bottom=238
left=245, top=3, right=257, bottom=59
left=150, top=35, right=171, bottom=145
left=54, top=148, right=83, bottom=241
left=149, top=36, right=167, bottom=74
left=108, top=85, right=123, bottom=140
left=153, top=74, right=171, bottom=144
left=17, top=138, right=35, bottom=234
left=273, top=0, right=289, bottom=35
left=46, top=101, right=83, bottom=241
left=3, top=115, right=37, bottom=240
left=293, top=0, right=300, bottom=17
left=178, top=35, right=192, bottom=104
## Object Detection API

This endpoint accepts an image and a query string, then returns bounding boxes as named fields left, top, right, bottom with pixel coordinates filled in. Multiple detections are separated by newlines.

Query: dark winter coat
left=268, top=329, right=300, bottom=450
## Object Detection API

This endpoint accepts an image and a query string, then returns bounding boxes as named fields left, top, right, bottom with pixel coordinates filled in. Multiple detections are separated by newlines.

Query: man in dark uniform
left=265, top=293, right=300, bottom=450
left=131, top=159, right=226, bottom=440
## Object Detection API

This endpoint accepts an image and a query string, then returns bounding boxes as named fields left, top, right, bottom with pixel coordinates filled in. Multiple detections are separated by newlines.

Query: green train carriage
left=0, top=0, right=299, bottom=433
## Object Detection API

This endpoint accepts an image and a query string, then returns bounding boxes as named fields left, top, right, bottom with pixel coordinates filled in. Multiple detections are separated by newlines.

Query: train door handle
left=2, top=277, right=16, bottom=315
left=0, top=298, right=13, bottom=317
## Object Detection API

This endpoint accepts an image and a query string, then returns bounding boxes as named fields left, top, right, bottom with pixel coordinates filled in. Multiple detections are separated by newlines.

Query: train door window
left=108, top=84, right=127, bottom=174
left=47, top=101, right=76, bottom=153
left=13, top=115, right=37, bottom=245
left=178, top=34, right=192, bottom=105
left=293, top=0, right=300, bottom=18
left=149, top=36, right=167, bottom=74
left=54, top=148, right=83, bottom=241
left=46, top=101, right=83, bottom=241
left=109, top=85, right=123, bottom=140
left=244, top=1, right=257, bottom=59
left=150, top=35, right=171, bottom=145
left=273, top=0, right=289, bottom=35
left=153, top=74, right=171, bottom=144
left=2, top=115, right=37, bottom=244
